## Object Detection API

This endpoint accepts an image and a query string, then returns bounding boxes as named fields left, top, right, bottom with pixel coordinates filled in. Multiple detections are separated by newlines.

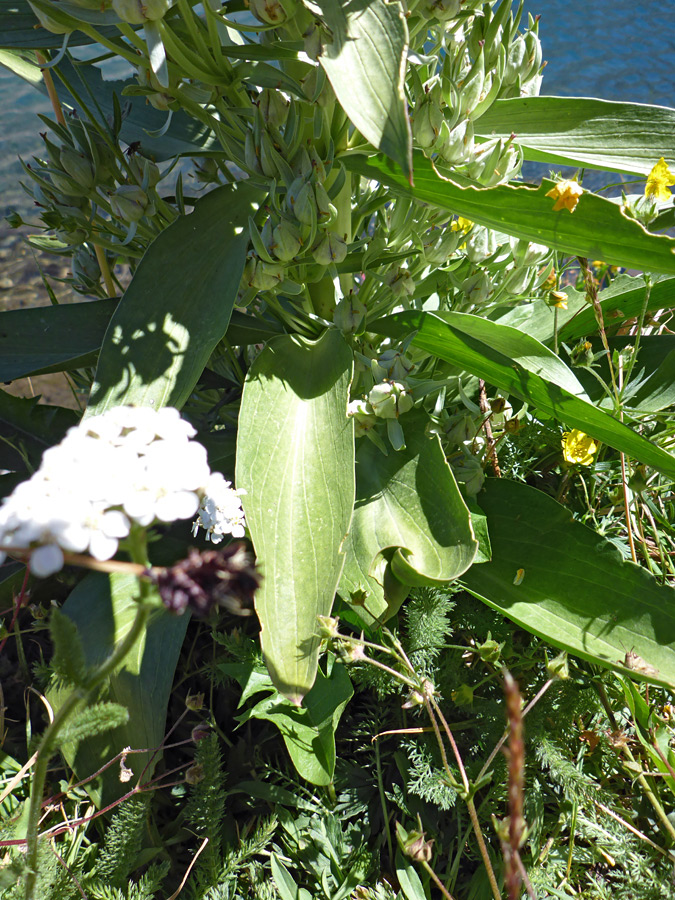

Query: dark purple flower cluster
left=153, top=544, right=260, bottom=617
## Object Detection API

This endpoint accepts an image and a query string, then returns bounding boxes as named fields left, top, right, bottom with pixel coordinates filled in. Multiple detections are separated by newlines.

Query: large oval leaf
left=236, top=329, right=355, bottom=703
left=87, top=182, right=260, bottom=416
left=308, top=0, right=412, bottom=182
left=48, top=573, right=188, bottom=807
left=463, top=478, right=675, bottom=690
left=476, top=96, right=675, bottom=175
left=372, top=310, right=675, bottom=480
left=344, top=152, right=675, bottom=274
left=340, top=414, right=478, bottom=625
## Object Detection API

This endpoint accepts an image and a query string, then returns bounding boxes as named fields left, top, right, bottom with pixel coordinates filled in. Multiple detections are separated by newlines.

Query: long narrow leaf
left=344, top=152, right=675, bottom=274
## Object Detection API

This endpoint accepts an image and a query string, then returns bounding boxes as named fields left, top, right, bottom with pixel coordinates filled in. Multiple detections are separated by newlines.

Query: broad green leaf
left=87, top=182, right=260, bottom=415
left=0, top=391, right=77, bottom=473
left=476, top=96, right=675, bottom=175
left=344, top=153, right=675, bottom=275
left=371, top=310, right=675, bottom=480
left=463, top=479, right=675, bottom=689
left=236, top=329, right=355, bottom=702
left=49, top=573, right=188, bottom=807
left=225, top=656, right=353, bottom=785
left=340, top=414, right=478, bottom=625
left=308, top=0, right=412, bottom=181
left=0, top=299, right=117, bottom=383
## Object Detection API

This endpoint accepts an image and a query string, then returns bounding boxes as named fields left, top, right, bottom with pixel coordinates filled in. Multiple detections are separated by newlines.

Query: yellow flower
left=645, top=157, right=675, bottom=202
left=546, top=179, right=583, bottom=213
left=562, top=429, right=598, bottom=466
left=451, top=216, right=473, bottom=232
left=547, top=290, right=568, bottom=310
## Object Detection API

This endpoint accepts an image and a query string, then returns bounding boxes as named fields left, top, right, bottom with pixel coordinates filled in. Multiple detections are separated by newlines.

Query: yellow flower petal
left=645, top=157, right=675, bottom=202
left=546, top=179, right=583, bottom=213
left=562, top=429, right=599, bottom=466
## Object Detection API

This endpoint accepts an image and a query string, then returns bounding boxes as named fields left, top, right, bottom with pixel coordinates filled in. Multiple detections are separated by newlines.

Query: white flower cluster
left=0, top=406, right=246, bottom=577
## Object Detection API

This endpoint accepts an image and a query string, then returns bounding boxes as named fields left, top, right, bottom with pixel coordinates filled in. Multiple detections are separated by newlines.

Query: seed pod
left=110, top=184, right=151, bottom=223
left=368, top=381, right=414, bottom=419
left=112, top=0, right=172, bottom=23
left=270, top=220, right=303, bottom=262
left=312, top=231, right=347, bottom=266
left=333, top=295, right=366, bottom=333
left=258, top=88, right=289, bottom=129
left=60, top=146, right=96, bottom=191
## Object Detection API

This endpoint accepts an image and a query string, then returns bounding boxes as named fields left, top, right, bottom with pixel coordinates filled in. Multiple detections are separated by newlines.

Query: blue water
left=0, top=0, right=672, bottom=215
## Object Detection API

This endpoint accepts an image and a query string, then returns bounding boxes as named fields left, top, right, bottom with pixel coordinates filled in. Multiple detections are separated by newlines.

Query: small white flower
left=193, top=472, right=247, bottom=543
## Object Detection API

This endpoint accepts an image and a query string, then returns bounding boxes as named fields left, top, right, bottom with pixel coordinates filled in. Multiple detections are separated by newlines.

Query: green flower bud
left=423, top=226, right=461, bottom=264
left=384, top=267, right=415, bottom=298
left=128, top=156, right=161, bottom=188
left=110, top=184, right=151, bottom=223
left=59, top=146, right=95, bottom=191
left=420, top=0, right=460, bottom=21
left=368, top=381, right=414, bottom=420
left=55, top=224, right=89, bottom=245
left=5, top=210, right=23, bottom=229
left=248, top=0, right=295, bottom=25
left=244, top=130, right=262, bottom=174
left=462, top=270, right=494, bottom=304
left=312, top=231, right=347, bottom=265
left=510, top=237, right=550, bottom=269
left=451, top=455, right=484, bottom=496
left=192, top=156, right=220, bottom=184
left=503, top=34, right=529, bottom=86
left=306, top=146, right=326, bottom=183
left=375, top=349, right=414, bottom=382
left=347, top=398, right=377, bottom=438
left=112, top=0, right=172, bottom=23
left=446, top=413, right=477, bottom=446
left=524, top=29, right=543, bottom=80
left=465, top=225, right=497, bottom=263
left=500, top=265, right=534, bottom=297
left=258, top=88, right=289, bottom=129
left=292, top=180, right=331, bottom=225
left=437, top=117, right=474, bottom=165
left=412, top=95, right=444, bottom=150
left=243, top=256, right=284, bottom=291
left=259, top=132, right=280, bottom=179
left=49, top=170, right=85, bottom=198
left=303, top=20, right=325, bottom=60
left=333, top=295, right=366, bottom=333
left=270, top=220, right=303, bottom=261
left=71, top=246, right=101, bottom=287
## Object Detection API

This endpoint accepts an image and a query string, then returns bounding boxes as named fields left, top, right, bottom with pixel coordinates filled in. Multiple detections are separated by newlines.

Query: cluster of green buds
left=409, top=0, right=542, bottom=185
left=348, top=346, right=418, bottom=452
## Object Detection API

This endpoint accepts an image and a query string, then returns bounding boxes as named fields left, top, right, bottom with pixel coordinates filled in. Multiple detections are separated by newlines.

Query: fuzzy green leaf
left=236, top=330, right=355, bottom=702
